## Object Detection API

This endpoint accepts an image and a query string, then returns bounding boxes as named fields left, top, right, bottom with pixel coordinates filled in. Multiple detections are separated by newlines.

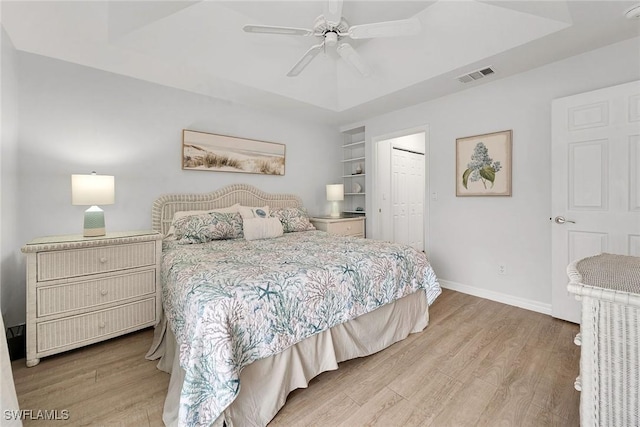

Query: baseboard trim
left=439, top=279, right=552, bottom=316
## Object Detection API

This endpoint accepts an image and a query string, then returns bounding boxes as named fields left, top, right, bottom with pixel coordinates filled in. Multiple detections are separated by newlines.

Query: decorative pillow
left=238, top=205, right=270, bottom=219
left=166, top=204, right=241, bottom=237
left=243, top=217, right=283, bottom=241
left=270, top=207, right=315, bottom=233
left=174, top=212, right=244, bottom=244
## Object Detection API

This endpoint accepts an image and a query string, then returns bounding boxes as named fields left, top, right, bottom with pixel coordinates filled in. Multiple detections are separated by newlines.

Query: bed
left=146, top=184, right=441, bottom=427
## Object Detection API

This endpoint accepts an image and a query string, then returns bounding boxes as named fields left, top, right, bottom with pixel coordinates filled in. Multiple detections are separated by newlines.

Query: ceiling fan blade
left=323, top=0, right=344, bottom=27
left=243, top=25, right=313, bottom=36
left=348, top=17, right=421, bottom=39
left=337, top=43, right=372, bottom=77
left=287, top=43, right=324, bottom=77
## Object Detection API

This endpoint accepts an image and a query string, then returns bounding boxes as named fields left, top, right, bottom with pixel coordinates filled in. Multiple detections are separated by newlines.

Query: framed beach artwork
left=456, top=130, right=512, bottom=196
left=182, top=129, right=286, bottom=175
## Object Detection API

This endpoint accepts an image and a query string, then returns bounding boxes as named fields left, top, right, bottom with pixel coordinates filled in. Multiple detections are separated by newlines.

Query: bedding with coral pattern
left=162, top=230, right=441, bottom=426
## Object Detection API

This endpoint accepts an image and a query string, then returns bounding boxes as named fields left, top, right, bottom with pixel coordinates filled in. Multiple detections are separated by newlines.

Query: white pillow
left=243, top=217, right=283, bottom=241
left=238, top=205, right=270, bottom=219
left=166, top=203, right=241, bottom=236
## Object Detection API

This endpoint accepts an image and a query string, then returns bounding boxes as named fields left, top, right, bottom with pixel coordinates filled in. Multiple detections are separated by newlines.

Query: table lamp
left=72, top=172, right=115, bottom=237
left=326, top=184, right=344, bottom=218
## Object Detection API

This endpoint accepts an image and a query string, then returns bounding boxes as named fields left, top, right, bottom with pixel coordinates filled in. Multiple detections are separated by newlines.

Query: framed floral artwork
left=456, top=130, right=512, bottom=196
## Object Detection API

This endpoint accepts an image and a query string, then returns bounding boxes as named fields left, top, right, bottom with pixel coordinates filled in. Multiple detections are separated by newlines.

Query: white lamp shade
left=72, top=174, right=115, bottom=206
left=326, top=184, right=344, bottom=201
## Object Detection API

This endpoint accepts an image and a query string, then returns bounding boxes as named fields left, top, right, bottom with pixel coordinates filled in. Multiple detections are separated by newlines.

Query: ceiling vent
left=457, top=66, right=495, bottom=84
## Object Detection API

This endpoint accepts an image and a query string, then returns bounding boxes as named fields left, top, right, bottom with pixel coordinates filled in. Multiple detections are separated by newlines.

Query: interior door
left=392, top=148, right=425, bottom=251
left=551, top=80, right=640, bottom=324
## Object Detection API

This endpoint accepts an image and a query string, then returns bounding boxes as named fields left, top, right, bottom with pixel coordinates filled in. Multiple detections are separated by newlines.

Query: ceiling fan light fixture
left=325, top=32, right=338, bottom=46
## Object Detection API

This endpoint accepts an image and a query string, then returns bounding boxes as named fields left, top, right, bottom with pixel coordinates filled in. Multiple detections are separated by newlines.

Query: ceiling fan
left=243, top=0, right=421, bottom=77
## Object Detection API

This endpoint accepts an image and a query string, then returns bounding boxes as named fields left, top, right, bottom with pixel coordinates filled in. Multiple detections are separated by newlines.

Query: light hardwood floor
left=12, top=289, right=580, bottom=426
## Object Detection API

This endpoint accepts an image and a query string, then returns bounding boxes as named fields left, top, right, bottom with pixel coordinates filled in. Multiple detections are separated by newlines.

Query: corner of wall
left=1, top=24, right=22, bottom=326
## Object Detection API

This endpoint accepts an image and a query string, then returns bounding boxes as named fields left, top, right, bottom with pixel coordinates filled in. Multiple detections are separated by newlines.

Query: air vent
left=457, top=66, right=495, bottom=84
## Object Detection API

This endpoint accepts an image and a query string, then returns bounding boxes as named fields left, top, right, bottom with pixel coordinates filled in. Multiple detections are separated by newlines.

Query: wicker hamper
left=567, top=253, right=640, bottom=427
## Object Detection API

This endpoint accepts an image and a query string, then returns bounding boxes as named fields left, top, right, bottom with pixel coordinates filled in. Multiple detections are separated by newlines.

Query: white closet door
left=392, top=148, right=425, bottom=251
left=551, top=80, right=640, bottom=324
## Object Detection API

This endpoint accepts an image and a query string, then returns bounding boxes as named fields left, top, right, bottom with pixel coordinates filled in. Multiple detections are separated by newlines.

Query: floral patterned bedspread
left=162, top=230, right=441, bottom=426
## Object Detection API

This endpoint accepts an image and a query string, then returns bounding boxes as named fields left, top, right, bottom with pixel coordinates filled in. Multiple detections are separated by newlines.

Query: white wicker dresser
left=21, top=230, right=163, bottom=367
left=567, top=253, right=640, bottom=427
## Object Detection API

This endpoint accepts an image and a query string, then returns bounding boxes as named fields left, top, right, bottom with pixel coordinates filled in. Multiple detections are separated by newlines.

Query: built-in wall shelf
left=343, top=141, right=365, bottom=148
left=341, top=125, right=366, bottom=227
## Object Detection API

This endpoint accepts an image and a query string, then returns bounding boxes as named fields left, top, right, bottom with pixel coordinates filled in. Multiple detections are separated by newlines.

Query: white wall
left=1, top=26, right=20, bottom=325
left=362, top=36, right=640, bottom=312
left=1, top=52, right=341, bottom=326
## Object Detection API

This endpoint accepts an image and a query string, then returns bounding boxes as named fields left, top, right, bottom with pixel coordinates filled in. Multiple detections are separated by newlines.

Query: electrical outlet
left=498, top=264, right=507, bottom=275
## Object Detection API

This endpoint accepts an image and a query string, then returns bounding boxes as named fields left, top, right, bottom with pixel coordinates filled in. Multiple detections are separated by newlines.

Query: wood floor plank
left=531, top=322, right=581, bottom=422
left=272, top=391, right=359, bottom=427
left=11, top=290, right=581, bottom=427
left=468, top=320, right=530, bottom=387
left=475, top=344, right=552, bottom=426
left=402, top=370, right=463, bottom=426
left=428, top=376, right=498, bottom=427
left=522, top=403, right=576, bottom=427
left=338, top=387, right=405, bottom=427
left=146, top=400, right=166, bottom=427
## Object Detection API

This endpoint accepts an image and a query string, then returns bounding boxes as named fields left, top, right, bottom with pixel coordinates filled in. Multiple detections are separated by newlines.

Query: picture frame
left=182, top=129, right=286, bottom=176
left=456, top=129, right=512, bottom=196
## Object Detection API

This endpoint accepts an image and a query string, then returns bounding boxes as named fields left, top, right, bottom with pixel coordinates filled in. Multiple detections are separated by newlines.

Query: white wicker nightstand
left=309, top=216, right=365, bottom=238
left=21, top=230, right=163, bottom=367
left=567, top=253, right=640, bottom=427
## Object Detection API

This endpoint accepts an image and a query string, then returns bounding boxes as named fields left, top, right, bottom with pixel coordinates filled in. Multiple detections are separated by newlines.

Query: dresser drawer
left=36, top=298, right=155, bottom=353
left=329, top=220, right=364, bottom=236
left=36, top=269, right=156, bottom=317
left=37, top=242, right=156, bottom=281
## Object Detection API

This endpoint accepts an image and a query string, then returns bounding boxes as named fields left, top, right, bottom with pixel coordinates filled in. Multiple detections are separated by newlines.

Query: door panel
left=392, top=151, right=409, bottom=246
left=568, top=140, right=608, bottom=210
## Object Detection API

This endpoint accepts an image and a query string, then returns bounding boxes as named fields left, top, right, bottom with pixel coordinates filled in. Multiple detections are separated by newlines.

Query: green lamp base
left=83, top=206, right=106, bottom=237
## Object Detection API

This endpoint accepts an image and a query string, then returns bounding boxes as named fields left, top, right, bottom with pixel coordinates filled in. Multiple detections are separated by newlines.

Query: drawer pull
left=100, top=289, right=108, bottom=296
left=99, top=257, right=108, bottom=263
left=347, top=226, right=351, bottom=230
left=98, top=321, right=106, bottom=329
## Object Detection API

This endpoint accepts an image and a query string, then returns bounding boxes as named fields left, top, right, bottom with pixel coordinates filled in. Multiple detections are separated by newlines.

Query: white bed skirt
left=148, top=290, right=429, bottom=427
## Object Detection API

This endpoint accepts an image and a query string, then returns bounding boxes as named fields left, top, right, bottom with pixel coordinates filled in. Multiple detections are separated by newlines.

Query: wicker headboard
left=152, top=184, right=303, bottom=235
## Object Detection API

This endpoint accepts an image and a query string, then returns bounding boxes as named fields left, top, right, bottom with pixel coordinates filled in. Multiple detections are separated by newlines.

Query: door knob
left=554, top=216, right=575, bottom=224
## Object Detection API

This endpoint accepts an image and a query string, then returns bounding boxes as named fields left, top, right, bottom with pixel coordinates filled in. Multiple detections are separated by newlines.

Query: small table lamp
left=72, top=172, right=115, bottom=237
left=326, top=184, right=344, bottom=218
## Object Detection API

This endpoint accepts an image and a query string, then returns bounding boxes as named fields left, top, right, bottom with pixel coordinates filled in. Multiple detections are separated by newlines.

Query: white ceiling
left=2, top=1, right=639, bottom=125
